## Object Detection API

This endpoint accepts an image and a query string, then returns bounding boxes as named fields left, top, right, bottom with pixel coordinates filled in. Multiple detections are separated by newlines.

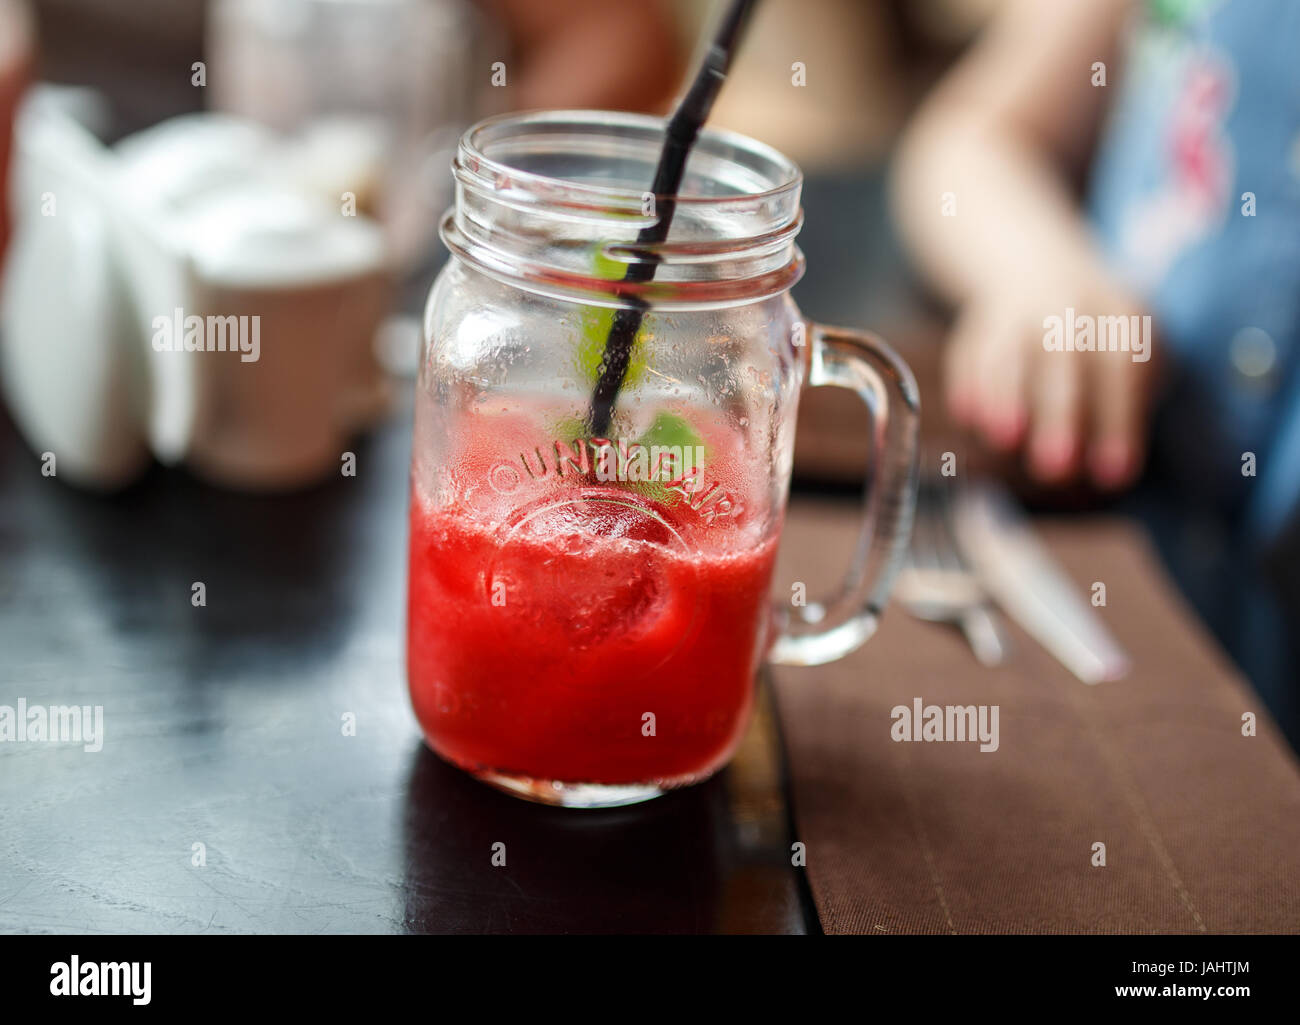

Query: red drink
left=406, top=406, right=779, bottom=796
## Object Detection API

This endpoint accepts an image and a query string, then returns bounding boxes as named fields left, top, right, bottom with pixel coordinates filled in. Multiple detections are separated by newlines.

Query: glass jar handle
left=768, top=324, right=920, bottom=666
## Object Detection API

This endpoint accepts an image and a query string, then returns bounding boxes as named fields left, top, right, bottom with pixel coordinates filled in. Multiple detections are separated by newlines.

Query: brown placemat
left=770, top=498, right=1300, bottom=933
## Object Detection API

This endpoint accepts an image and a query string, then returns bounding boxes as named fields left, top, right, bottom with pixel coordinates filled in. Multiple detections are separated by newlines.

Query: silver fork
left=895, top=473, right=1009, bottom=666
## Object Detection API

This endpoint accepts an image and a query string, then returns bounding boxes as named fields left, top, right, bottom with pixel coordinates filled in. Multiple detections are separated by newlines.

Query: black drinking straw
left=587, top=0, right=759, bottom=436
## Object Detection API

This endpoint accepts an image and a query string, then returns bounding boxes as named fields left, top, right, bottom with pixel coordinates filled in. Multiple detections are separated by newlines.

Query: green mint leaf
left=574, top=244, right=649, bottom=389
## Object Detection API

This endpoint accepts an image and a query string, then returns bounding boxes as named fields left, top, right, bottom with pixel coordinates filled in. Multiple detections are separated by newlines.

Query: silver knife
left=951, top=481, right=1131, bottom=684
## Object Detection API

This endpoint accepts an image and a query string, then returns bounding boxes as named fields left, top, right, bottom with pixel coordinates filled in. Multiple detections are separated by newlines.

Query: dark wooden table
left=0, top=387, right=825, bottom=933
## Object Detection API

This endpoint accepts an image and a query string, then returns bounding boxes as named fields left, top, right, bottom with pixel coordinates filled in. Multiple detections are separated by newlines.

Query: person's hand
left=943, top=267, right=1160, bottom=489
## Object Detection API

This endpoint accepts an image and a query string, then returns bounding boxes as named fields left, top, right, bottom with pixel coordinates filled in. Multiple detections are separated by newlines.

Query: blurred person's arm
left=488, top=0, right=682, bottom=112
left=891, top=0, right=1157, bottom=489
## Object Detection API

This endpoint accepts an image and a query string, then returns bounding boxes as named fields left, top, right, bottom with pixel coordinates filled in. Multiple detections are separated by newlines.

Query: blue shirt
left=1089, top=0, right=1300, bottom=542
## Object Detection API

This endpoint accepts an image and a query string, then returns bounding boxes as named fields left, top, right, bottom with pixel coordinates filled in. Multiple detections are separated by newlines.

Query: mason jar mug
left=407, top=110, right=919, bottom=807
